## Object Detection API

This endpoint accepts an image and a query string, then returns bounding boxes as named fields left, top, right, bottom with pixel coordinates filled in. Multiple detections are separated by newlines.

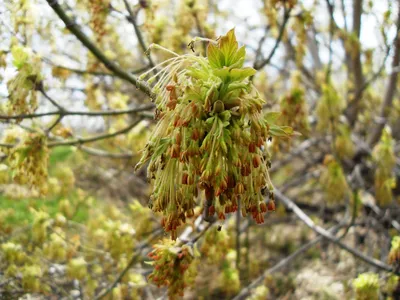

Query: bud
left=187, top=175, right=195, bottom=185
left=170, top=144, right=180, bottom=158
left=227, top=176, right=236, bottom=189
left=257, top=136, right=264, bottom=147
left=249, top=142, right=256, bottom=153
left=260, top=202, right=267, bottom=213
left=182, top=173, right=188, bottom=185
left=166, top=99, right=177, bottom=110
left=212, top=100, right=225, bottom=114
left=267, top=201, right=275, bottom=211
left=175, top=131, right=182, bottom=144
left=219, top=179, right=228, bottom=193
left=235, top=182, right=245, bottom=194
left=252, top=155, right=261, bottom=168
left=241, top=164, right=251, bottom=176
left=191, top=128, right=200, bottom=140
left=255, top=212, right=264, bottom=224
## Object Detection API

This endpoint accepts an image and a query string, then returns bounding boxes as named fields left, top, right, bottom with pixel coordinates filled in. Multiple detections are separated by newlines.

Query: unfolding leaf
left=207, top=43, right=224, bottom=69
left=269, top=124, right=295, bottom=137
left=264, top=112, right=281, bottom=124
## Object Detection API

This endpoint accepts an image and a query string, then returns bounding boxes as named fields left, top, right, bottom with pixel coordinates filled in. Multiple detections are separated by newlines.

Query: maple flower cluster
left=147, top=239, right=198, bottom=298
left=372, top=128, right=396, bottom=206
left=9, top=133, right=49, bottom=195
left=278, top=71, right=310, bottom=137
left=389, top=236, right=400, bottom=265
left=136, top=29, right=291, bottom=238
left=87, top=0, right=110, bottom=42
left=352, top=273, right=380, bottom=300
left=6, top=46, right=41, bottom=116
left=320, top=154, right=350, bottom=204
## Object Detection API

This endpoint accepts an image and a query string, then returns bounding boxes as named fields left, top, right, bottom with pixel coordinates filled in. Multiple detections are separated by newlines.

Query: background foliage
left=0, top=0, right=400, bottom=299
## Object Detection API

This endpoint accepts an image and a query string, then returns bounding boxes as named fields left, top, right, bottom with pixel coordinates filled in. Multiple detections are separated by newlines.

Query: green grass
left=0, top=195, right=89, bottom=225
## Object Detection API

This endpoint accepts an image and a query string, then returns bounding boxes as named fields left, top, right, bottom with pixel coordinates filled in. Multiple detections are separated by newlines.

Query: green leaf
left=269, top=124, right=294, bottom=137
left=11, top=46, right=29, bottom=69
left=264, top=112, right=281, bottom=124
left=229, top=67, right=256, bottom=81
left=219, top=29, right=239, bottom=66
left=213, top=67, right=255, bottom=83
left=229, top=46, right=246, bottom=69
left=207, top=29, right=247, bottom=69
left=187, top=65, right=211, bottom=80
left=219, top=110, right=231, bottom=123
left=205, top=116, right=216, bottom=125
left=207, top=43, right=224, bottom=69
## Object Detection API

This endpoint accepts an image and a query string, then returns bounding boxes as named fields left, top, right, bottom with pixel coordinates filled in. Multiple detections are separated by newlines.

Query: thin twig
left=45, top=0, right=155, bottom=100
left=47, top=119, right=143, bottom=147
left=254, top=6, right=292, bottom=70
left=122, top=0, right=156, bottom=72
left=274, top=188, right=395, bottom=273
left=0, top=104, right=155, bottom=120
left=368, top=0, right=400, bottom=146
left=231, top=224, right=343, bottom=300
left=94, top=228, right=163, bottom=300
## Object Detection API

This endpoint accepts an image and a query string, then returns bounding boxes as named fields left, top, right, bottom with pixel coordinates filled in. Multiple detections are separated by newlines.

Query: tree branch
left=45, top=0, right=155, bottom=100
left=122, top=0, right=156, bottom=71
left=0, top=104, right=155, bottom=120
left=254, top=6, right=292, bottom=70
left=367, top=0, right=400, bottom=146
left=94, top=228, right=163, bottom=300
left=274, top=188, right=396, bottom=273
left=345, top=0, right=364, bottom=126
left=232, top=224, right=343, bottom=300
left=47, top=118, right=143, bottom=147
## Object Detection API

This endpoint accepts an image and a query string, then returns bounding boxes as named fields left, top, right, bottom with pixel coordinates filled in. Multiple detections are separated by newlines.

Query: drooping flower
left=372, top=128, right=396, bottom=206
left=6, top=46, right=42, bottom=116
left=147, top=239, right=198, bottom=298
left=352, top=273, right=380, bottom=300
left=136, top=29, right=292, bottom=238
left=388, top=236, right=400, bottom=265
left=320, top=154, right=350, bottom=204
left=8, top=132, right=49, bottom=195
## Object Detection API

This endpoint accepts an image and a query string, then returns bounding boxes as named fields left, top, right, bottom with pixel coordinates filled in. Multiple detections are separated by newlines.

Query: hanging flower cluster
left=335, top=124, right=355, bottom=160
left=145, top=0, right=213, bottom=57
left=217, top=249, right=241, bottom=294
left=320, top=155, right=350, bottom=204
left=292, top=10, right=313, bottom=67
left=8, top=132, right=49, bottom=195
left=136, top=29, right=292, bottom=238
left=388, top=236, right=400, bottom=265
left=87, top=0, right=110, bottom=42
left=6, top=46, right=42, bottom=116
left=270, top=0, right=298, bottom=9
left=316, top=82, right=345, bottom=132
left=147, top=239, right=198, bottom=298
left=372, top=128, right=396, bottom=206
left=278, top=71, right=310, bottom=137
left=352, top=273, right=380, bottom=300
left=201, top=228, right=230, bottom=263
